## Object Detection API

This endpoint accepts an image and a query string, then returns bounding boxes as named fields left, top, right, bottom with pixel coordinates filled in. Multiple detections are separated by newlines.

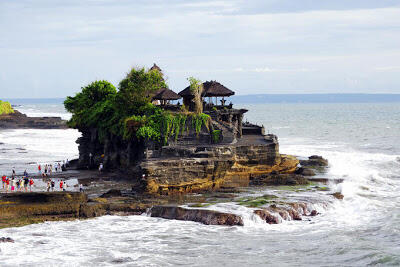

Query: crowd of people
left=1, top=159, right=84, bottom=193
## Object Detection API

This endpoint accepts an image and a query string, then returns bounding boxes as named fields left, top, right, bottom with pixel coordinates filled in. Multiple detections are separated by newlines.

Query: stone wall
left=140, top=139, right=299, bottom=195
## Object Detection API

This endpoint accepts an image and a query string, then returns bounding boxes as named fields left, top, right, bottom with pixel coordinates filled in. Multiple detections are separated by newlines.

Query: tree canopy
left=64, top=66, right=210, bottom=144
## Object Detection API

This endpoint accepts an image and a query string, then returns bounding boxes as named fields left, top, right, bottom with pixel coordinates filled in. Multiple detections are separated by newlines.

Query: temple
left=76, top=64, right=299, bottom=195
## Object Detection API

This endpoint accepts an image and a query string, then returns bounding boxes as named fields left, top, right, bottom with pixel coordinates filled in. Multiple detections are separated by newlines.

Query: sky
left=1, top=0, right=400, bottom=98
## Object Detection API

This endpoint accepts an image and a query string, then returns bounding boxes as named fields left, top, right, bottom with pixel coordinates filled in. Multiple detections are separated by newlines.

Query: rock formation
left=150, top=206, right=244, bottom=226
left=0, top=110, right=67, bottom=129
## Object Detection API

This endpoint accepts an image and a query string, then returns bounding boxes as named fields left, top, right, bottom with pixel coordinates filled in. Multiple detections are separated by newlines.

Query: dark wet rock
left=150, top=206, right=244, bottom=226
left=250, top=173, right=309, bottom=186
left=0, top=237, right=14, bottom=243
left=254, top=209, right=280, bottom=224
left=287, top=209, right=302, bottom=220
left=332, top=192, right=344, bottom=200
left=310, top=210, right=319, bottom=216
left=300, top=155, right=329, bottom=167
left=295, top=167, right=316, bottom=176
left=308, top=177, right=344, bottom=184
left=100, top=189, right=122, bottom=198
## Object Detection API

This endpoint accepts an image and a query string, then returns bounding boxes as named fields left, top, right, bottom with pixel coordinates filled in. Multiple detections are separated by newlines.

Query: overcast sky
left=1, top=0, right=400, bottom=98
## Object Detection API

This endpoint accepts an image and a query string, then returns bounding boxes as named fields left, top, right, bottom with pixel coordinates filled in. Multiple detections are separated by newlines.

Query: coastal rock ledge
left=150, top=206, right=244, bottom=226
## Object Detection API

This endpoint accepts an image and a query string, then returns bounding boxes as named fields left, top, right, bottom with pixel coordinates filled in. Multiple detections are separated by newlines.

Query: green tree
left=118, top=67, right=167, bottom=114
left=64, top=80, right=117, bottom=130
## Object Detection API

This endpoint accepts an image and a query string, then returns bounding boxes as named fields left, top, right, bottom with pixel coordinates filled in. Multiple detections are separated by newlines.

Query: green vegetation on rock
left=237, top=194, right=278, bottom=207
left=65, top=66, right=211, bottom=145
left=0, top=100, right=14, bottom=115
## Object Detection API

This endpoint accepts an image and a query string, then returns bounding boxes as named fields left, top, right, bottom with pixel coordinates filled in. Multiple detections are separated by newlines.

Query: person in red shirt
left=59, top=180, right=63, bottom=191
left=1, top=175, right=6, bottom=189
left=29, top=178, right=34, bottom=192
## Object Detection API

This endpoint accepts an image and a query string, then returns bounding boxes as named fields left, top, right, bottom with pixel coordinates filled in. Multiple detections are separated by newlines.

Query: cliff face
left=141, top=137, right=298, bottom=195
left=76, top=110, right=299, bottom=195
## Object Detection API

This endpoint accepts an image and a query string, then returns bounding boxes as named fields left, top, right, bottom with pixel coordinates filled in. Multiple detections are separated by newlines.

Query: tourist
left=98, top=163, right=102, bottom=172
left=29, top=178, right=34, bottom=192
left=62, top=181, right=67, bottom=192
left=19, top=178, right=24, bottom=191
left=12, top=167, right=16, bottom=178
left=59, top=180, right=63, bottom=191
left=5, top=177, right=10, bottom=193
left=79, top=184, right=84, bottom=193
left=1, top=175, right=5, bottom=189
left=44, top=164, right=48, bottom=175
left=51, top=180, right=55, bottom=191
left=46, top=181, right=51, bottom=192
left=49, top=164, right=52, bottom=176
left=16, top=179, right=20, bottom=191
left=11, top=178, right=15, bottom=192
left=23, top=169, right=28, bottom=176
left=38, top=164, right=42, bottom=175
left=24, top=176, right=29, bottom=192
left=55, top=163, right=58, bottom=172
left=58, top=163, right=61, bottom=172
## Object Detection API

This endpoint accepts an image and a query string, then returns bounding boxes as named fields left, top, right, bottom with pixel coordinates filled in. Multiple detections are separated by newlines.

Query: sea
left=0, top=101, right=399, bottom=266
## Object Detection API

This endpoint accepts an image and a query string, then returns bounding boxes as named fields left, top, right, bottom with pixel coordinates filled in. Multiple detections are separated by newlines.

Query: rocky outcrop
left=300, top=155, right=328, bottom=167
left=0, top=192, right=149, bottom=228
left=0, top=110, right=67, bottom=129
left=295, top=167, right=316, bottom=176
left=150, top=206, right=244, bottom=226
left=141, top=143, right=299, bottom=195
left=0, top=237, right=14, bottom=243
left=254, top=202, right=318, bottom=224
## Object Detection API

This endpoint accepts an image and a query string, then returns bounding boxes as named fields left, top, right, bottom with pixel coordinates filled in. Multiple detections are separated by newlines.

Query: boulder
left=295, top=167, right=316, bottom=176
left=0, top=237, right=14, bottom=243
left=254, top=209, right=280, bottom=224
left=150, top=206, right=244, bottom=226
left=300, top=155, right=328, bottom=167
left=332, top=192, right=344, bottom=200
left=310, top=210, right=319, bottom=216
left=100, top=189, right=122, bottom=198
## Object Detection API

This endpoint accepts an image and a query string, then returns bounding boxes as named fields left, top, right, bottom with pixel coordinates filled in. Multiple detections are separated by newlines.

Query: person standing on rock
left=11, top=178, right=15, bottom=192
left=5, top=177, right=10, bottom=193
left=38, top=164, right=41, bottom=175
left=29, top=178, right=34, bottom=192
left=24, top=176, right=29, bottom=192
left=99, top=163, right=103, bottom=173
left=12, top=167, right=16, bottom=178
left=47, top=181, right=51, bottom=192
left=79, top=183, right=84, bottom=193
left=51, top=180, right=55, bottom=191
left=1, top=175, right=5, bottom=189
left=23, top=169, right=28, bottom=177
left=59, top=180, right=63, bottom=191
left=62, top=181, right=67, bottom=192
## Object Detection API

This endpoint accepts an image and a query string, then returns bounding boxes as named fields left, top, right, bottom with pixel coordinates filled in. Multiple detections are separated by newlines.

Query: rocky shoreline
left=0, top=154, right=343, bottom=229
left=0, top=110, right=67, bottom=129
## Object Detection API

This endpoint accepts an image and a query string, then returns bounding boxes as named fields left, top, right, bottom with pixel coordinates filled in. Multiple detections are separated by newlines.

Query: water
left=1, top=103, right=400, bottom=266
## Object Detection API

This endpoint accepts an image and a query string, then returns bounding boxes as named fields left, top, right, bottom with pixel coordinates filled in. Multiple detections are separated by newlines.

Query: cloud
left=1, top=1, right=400, bottom=97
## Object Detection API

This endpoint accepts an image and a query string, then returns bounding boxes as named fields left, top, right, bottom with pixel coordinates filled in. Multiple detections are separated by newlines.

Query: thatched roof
left=150, top=63, right=162, bottom=72
left=203, top=81, right=235, bottom=97
left=152, top=88, right=181, bottom=100
left=179, top=81, right=234, bottom=98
